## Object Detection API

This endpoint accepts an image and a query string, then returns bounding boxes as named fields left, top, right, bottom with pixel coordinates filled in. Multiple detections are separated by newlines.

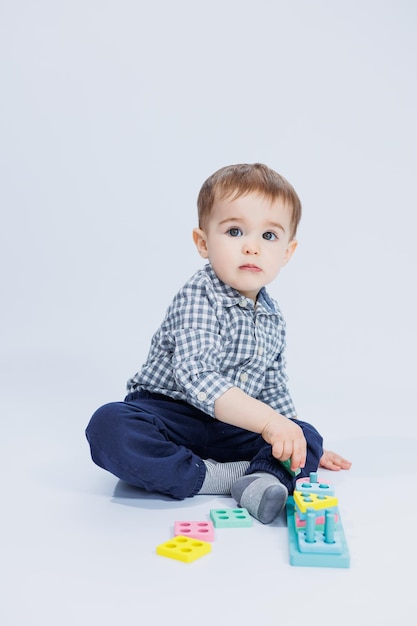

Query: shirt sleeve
left=164, top=283, right=235, bottom=417
left=256, top=347, right=297, bottom=418
left=171, top=326, right=234, bottom=416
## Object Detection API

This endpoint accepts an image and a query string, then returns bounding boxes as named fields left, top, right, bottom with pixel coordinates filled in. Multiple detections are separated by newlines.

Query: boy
left=86, top=163, right=351, bottom=524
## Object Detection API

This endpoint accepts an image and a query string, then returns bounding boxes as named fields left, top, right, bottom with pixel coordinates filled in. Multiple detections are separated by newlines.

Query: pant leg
left=86, top=390, right=323, bottom=498
left=246, top=418, right=324, bottom=494
left=85, top=392, right=208, bottom=500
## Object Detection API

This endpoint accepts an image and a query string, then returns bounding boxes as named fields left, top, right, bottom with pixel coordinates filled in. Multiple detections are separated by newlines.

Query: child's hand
left=261, top=416, right=306, bottom=471
left=319, top=449, right=352, bottom=471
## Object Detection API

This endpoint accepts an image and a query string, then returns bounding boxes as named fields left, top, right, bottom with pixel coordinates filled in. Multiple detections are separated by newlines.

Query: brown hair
left=197, top=163, right=302, bottom=240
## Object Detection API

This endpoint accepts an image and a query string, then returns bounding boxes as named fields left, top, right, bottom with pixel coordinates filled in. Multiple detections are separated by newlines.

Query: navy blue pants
left=85, top=391, right=324, bottom=500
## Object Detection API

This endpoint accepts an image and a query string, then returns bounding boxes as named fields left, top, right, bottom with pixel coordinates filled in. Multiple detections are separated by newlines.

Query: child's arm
left=214, top=386, right=306, bottom=472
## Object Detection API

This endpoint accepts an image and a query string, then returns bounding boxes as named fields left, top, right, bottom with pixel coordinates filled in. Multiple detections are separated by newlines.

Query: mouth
left=239, top=264, right=262, bottom=272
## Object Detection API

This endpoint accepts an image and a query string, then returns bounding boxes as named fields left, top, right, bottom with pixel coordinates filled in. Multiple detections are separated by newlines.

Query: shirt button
left=240, top=372, right=248, bottom=383
left=239, top=298, right=247, bottom=308
left=258, top=347, right=264, bottom=356
left=197, top=391, right=207, bottom=402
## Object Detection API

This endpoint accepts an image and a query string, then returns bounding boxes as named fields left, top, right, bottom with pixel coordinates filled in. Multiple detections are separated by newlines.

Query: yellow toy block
left=293, top=490, right=338, bottom=514
left=156, top=535, right=212, bottom=563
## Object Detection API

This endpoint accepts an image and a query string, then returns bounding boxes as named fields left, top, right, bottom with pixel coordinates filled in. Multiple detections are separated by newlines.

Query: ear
left=192, top=228, right=209, bottom=259
left=283, top=239, right=298, bottom=265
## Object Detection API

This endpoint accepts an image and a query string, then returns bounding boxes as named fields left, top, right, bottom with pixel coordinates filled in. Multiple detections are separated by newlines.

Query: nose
left=243, top=237, right=259, bottom=255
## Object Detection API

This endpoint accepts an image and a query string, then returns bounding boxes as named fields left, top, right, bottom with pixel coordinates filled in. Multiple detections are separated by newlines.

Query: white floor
left=2, top=382, right=416, bottom=626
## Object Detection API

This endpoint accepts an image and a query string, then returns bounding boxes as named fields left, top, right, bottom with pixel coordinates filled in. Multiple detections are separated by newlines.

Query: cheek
left=210, top=238, right=235, bottom=257
left=268, top=250, right=287, bottom=272
left=209, top=242, right=235, bottom=272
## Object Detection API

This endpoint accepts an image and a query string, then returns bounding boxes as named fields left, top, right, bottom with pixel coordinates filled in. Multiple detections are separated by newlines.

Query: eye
left=262, top=231, right=277, bottom=241
left=227, top=227, right=243, bottom=237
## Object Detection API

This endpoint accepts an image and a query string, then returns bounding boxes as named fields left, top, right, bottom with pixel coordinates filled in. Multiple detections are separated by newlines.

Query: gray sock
left=198, top=460, right=250, bottom=495
left=231, top=472, right=288, bottom=524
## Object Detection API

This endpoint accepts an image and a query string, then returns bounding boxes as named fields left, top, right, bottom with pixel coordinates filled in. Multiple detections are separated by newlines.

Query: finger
left=272, top=440, right=284, bottom=460
left=320, top=457, right=342, bottom=471
left=322, top=450, right=352, bottom=470
left=338, top=457, right=352, bottom=469
left=281, top=440, right=294, bottom=462
left=324, top=456, right=352, bottom=470
left=291, top=438, right=307, bottom=470
left=327, top=461, right=341, bottom=471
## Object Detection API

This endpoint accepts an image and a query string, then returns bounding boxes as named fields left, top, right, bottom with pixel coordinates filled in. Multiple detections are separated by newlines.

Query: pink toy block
left=174, top=520, right=215, bottom=542
left=295, top=510, right=339, bottom=529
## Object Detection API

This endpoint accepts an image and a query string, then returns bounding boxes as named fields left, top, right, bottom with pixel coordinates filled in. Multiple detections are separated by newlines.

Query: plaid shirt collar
left=204, top=263, right=278, bottom=315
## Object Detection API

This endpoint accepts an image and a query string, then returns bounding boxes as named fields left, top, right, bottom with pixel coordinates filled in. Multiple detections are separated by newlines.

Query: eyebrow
left=218, top=217, right=286, bottom=233
left=268, top=221, right=286, bottom=234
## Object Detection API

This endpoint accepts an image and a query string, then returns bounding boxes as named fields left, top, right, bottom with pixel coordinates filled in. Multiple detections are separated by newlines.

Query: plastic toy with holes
left=295, top=509, right=339, bottom=531
left=156, top=535, right=212, bottom=563
left=293, top=490, right=338, bottom=514
left=174, top=520, right=215, bottom=541
left=210, top=508, right=252, bottom=528
left=295, top=471, right=335, bottom=496
left=286, top=471, right=350, bottom=568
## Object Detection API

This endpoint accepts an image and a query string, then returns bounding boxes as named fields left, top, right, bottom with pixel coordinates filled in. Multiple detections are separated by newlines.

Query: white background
left=1, top=2, right=416, bottom=624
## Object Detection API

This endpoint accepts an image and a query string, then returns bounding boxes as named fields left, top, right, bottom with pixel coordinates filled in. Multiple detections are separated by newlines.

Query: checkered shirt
left=126, top=263, right=297, bottom=419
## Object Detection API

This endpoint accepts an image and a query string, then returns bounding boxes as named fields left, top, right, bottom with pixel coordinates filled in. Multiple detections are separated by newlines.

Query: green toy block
left=279, top=458, right=301, bottom=476
left=210, top=508, right=252, bottom=528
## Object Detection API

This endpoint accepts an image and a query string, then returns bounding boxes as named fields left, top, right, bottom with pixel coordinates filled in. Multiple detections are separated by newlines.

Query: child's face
left=193, top=191, right=298, bottom=301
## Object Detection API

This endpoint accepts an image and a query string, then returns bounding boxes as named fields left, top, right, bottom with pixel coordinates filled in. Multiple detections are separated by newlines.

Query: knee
left=85, top=402, right=124, bottom=447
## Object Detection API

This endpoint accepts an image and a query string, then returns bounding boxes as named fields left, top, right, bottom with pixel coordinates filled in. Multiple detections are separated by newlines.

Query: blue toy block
left=286, top=497, right=350, bottom=568
left=210, top=508, right=252, bottom=528
left=295, top=472, right=335, bottom=496
left=297, top=509, right=343, bottom=554
left=156, top=535, right=211, bottom=563
left=298, top=531, right=343, bottom=554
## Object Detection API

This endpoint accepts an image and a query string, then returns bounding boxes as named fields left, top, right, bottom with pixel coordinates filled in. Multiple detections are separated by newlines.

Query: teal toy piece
left=286, top=471, right=350, bottom=568
left=210, top=508, right=252, bottom=528
left=279, top=458, right=301, bottom=476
